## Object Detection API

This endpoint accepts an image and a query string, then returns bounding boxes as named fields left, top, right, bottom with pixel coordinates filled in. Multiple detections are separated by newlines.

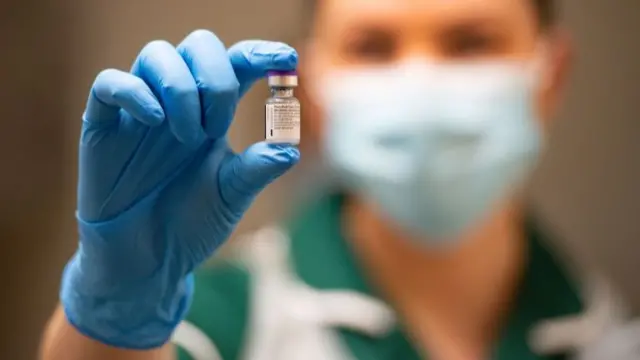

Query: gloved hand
left=60, top=30, right=300, bottom=349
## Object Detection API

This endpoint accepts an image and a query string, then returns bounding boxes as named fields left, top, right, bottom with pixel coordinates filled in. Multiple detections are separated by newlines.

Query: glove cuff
left=61, top=258, right=194, bottom=350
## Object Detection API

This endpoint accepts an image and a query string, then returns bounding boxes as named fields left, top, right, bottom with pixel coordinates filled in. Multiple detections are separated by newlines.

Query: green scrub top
left=176, top=193, right=583, bottom=360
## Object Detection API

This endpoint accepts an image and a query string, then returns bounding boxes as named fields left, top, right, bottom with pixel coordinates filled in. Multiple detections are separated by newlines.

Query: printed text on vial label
left=266, top=103, right=300, bottom=140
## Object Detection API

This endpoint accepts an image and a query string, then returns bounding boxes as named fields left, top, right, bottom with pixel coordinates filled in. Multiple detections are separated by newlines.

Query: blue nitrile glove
left=60, top=30, right=300, bottom=349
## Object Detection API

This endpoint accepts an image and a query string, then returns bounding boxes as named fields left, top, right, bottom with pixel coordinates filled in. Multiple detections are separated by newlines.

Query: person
left=39, top=0, right=630, bottom=359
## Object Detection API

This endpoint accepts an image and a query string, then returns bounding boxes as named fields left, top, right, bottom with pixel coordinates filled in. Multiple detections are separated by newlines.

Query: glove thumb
left=219, top=142, right=300, bottom=214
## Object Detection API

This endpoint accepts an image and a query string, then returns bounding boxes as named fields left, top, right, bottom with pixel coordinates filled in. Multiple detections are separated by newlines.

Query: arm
left=40, top=305, right=175, bottom=360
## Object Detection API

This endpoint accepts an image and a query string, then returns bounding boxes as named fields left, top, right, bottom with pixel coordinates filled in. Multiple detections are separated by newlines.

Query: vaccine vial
left=265, top=70, right=300, bottom=145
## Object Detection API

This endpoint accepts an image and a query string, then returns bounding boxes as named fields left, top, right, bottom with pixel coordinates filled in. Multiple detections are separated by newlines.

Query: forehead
left=315, top=0, right=537, bottom=33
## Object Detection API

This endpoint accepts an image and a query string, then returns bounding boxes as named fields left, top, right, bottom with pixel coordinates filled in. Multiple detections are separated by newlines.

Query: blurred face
left=297, top=0, right=572, bottom=240
left=300, top=0, right=570, bottom=146
left=316, top=0, right=538, bottom=64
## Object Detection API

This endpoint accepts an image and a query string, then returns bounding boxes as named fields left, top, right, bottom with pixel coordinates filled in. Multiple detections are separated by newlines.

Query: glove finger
left=177, top=30, right=240, bottom=140
left=228, top=40, right=298, bottom=97
left=131, top=40, right=206, bottom=147
left=218, top=142, right=300, bottom=213
left=84, top=68, right=165, bottom=127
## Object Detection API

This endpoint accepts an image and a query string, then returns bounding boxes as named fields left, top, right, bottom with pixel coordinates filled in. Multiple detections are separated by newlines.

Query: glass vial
left=265, top=70, right=300, bottom=145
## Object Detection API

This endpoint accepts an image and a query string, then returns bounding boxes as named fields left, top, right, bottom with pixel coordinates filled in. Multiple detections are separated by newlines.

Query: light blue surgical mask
left=318, top=60, right=544, bottom=244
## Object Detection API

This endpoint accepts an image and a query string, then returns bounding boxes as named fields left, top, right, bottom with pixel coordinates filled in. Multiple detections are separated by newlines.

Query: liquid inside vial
left=265, top=70, right=301, bottom=145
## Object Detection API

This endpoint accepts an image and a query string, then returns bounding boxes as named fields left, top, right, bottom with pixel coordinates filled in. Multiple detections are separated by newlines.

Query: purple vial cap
left=267, top=70, right=297, bottom=76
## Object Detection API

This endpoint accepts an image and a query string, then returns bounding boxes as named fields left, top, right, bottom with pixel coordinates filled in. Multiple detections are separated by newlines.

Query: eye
left=439, top=25, right=506, bottom=59
left=340, top=29, right=398, bottom=64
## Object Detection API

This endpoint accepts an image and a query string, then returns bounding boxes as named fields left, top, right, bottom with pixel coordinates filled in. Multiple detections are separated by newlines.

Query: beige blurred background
left=0, top=0, right=637, bottom=358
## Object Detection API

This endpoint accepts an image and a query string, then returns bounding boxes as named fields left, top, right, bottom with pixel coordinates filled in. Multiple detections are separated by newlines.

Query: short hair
left=534, top=0, right=558, bottom=29
left=302, top=0, right=558, bottom=37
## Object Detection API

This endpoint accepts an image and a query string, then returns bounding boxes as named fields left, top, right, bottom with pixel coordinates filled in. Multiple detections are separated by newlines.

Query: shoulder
left=173, top=259, right=252, bottom=360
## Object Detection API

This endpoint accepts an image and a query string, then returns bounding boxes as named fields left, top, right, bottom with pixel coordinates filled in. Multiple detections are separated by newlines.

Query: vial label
left=265, top=102, right=300, bottom=144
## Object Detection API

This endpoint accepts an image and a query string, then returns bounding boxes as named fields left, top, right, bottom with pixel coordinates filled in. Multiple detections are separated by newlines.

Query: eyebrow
left=341, top=25, right=400, bottom=38
left=438, top=20, right=506, bottom=37
left=437, top=12, right=512, bottom=29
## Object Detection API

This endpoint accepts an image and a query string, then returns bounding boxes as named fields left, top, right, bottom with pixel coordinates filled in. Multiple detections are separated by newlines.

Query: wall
left=532, top=0, right=640, bottom=303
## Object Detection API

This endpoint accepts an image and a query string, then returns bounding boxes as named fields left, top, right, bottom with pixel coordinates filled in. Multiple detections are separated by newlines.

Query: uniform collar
left=286, top=192, right=584, bottom=359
